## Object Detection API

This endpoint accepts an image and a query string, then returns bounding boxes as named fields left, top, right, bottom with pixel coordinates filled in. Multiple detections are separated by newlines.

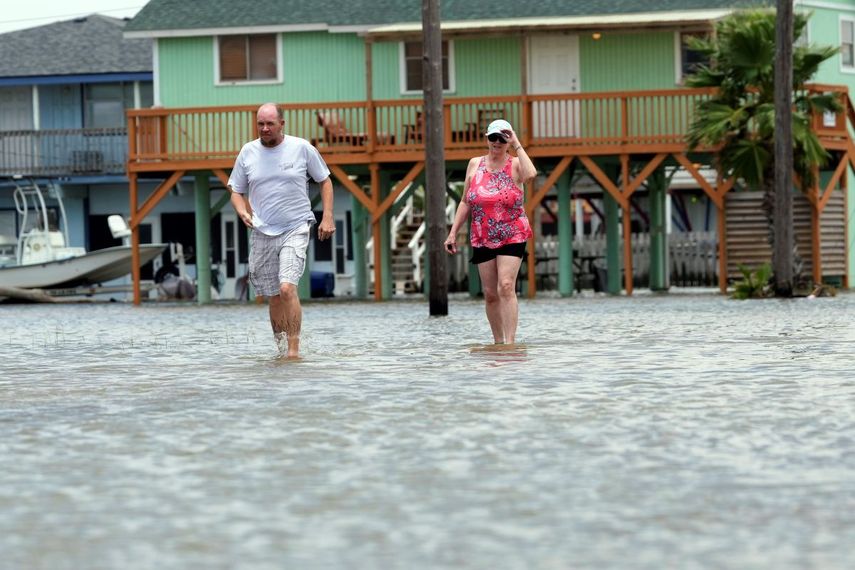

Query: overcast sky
left=0, top=1, right=143, bottom=35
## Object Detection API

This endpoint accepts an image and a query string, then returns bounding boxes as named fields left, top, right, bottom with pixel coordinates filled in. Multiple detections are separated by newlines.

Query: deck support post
left=603, top=184, right=622, bottom=295
left=843, top=168, right=850, bottom=288
left=194, top=172, right=212, bottom=304
left=370, top=164, right=382, bottom=300
left=557, top=168, right=574, bottom=296
left=379, top=169, right=392, bottom=299
left=621, top=155, right=634, bottom=296
left=648, top=167, right=668, bottom=291
left=352, top=195, right=368, bottom=298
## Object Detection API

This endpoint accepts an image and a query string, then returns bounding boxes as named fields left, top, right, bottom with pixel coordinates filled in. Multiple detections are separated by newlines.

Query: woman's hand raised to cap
left=502, top=128, right=522, bottom=150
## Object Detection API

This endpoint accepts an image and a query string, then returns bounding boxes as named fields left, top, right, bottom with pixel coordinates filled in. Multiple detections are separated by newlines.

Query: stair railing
left=409, top=199, right=456, bottom=287
left=390, top=193, right=414, bottom=248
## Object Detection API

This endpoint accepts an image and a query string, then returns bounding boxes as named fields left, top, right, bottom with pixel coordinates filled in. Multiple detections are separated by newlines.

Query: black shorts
left=470, top=242, right=528, bottom=265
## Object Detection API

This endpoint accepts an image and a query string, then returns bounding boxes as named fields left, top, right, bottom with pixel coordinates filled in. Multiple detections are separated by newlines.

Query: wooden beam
left=818, top=154, right=847, bottom=212
left=371, top=161, right=425, bottom=223
left=131, top=169, right=185, bottom=229
left=626, top=153, right=667, bottom=195
left=621, top=154, right=633, bottom=295
left=672, top=153, right=721, bottom=208
left=716, top=175, right=735, bottom=199
left=525, top=156, right=573, bottom=217
left=370, top=164, right=382, bottom=300
left=329, top=164, right=375, bottom=213
left=843, top=167, right=849, bottom=288
left=578, top=156, right=627, bottom=209
left=212, top=168, right=231, bottom=188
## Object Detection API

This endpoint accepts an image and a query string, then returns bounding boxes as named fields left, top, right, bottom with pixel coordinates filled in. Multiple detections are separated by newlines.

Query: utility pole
left=773, top=0, right=794, bottom=296
left=422, top=0, right=448, bottom=315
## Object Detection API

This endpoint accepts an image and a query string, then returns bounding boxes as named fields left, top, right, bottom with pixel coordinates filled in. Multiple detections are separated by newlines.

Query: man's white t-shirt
left=228, top=136, right=330, bottom=236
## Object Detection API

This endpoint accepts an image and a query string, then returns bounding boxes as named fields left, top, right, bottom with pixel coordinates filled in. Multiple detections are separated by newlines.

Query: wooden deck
left=125, top=85, right=855, bottom=302
left=128, top=88, right=727, bottom=171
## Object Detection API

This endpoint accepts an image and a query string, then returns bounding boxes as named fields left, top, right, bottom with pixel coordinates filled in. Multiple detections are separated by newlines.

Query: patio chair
left=315, top=111, right=367, bottom=146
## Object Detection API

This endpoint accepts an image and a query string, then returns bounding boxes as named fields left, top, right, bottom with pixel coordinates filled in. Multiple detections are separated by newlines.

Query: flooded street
left=1, top=292, right=854, bottom=569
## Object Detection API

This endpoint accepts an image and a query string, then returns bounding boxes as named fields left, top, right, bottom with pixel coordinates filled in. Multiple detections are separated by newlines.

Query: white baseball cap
left=485, top=119, right=513, bottom=138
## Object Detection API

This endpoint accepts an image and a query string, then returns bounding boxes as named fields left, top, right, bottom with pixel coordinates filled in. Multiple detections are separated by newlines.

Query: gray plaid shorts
left=249, top=223, right=311, bottom=296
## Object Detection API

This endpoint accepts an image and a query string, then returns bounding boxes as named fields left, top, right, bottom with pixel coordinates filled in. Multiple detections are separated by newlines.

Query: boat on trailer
left=0, top=178, right=166, bottom=290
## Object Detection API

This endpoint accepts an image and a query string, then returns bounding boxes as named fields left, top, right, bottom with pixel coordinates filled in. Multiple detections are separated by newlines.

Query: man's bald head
left=257, top=103, right=285, bottom=147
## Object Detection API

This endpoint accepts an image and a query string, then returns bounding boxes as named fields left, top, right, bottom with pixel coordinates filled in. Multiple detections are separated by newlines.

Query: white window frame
left=398, top=39, right=455, bottom=95
left=794, top=11, right=810, bottom=47
left=674, top=30, right=710, bottom=85
left=213, top=33, right=284, bottom=86
left=840, top=16, right=855, bottom=74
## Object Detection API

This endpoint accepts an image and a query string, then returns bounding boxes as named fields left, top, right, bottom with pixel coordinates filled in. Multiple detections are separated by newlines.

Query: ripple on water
left=1, top=293, right=854, bottom=569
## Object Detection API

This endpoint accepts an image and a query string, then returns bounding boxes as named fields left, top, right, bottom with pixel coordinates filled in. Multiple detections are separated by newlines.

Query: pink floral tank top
left=467, top=156, right=532, bottom=248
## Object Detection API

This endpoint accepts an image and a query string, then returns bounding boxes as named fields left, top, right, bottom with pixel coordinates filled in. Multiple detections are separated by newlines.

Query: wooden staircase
left=391, top=213, right=423, bottom=293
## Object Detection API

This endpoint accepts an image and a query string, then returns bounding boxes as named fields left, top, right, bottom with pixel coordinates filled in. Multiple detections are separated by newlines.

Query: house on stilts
left=120, top=0, right=855, bottom=303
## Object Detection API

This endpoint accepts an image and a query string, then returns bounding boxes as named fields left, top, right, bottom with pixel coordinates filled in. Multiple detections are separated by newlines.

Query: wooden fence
left=533, top=231, right=719, bottom=290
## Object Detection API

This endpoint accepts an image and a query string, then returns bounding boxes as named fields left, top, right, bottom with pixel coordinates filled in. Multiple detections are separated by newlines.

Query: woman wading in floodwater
left=444, top=119, right=537, bottom=344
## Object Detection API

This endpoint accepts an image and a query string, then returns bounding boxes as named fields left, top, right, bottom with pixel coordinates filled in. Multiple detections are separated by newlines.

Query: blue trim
left=0, top=73, right=152, bottom=87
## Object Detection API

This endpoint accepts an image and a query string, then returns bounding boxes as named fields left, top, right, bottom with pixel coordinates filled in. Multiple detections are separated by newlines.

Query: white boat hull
left=0, top=244, right=167, bottom=289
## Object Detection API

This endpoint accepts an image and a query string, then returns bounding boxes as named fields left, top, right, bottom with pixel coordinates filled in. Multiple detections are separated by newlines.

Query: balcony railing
left=128, top=85, right=851, bottom=169
left=128, top=89, right=742, bottom=167
left=0, top=127, right=128, bottom=177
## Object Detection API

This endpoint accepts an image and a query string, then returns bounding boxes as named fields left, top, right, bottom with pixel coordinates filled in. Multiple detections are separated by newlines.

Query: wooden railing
left=0, top=127, right=127, bottom=177
left=126, top=85, right=851, bottom=169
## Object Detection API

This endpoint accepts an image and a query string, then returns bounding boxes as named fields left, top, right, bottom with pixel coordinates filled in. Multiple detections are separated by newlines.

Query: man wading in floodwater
left=228, top=103, right=335, bottom=358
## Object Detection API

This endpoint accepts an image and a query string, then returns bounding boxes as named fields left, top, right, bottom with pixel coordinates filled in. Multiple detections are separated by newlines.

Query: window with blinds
left=218, top=34, right=278, bottom=82
left=401, top=40, right=452, bottom=93
left=842, top=19, right=854, bottom=70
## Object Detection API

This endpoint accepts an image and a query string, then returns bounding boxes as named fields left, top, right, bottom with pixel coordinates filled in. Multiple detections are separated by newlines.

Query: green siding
left=160, top=31, right=678, bottom=105
left=454, top=37, right=521, bottom=96
left=371, top=42, right=399, bottom=100
left=803, top=4, right=855, bottom=87
left=372, top=37, right=520, bottom=100
left=159, top=33, right=366, bottom=107
left=576, top=31, right=682, bottom=139
left=580, top=31, right=677, bottom=92
left=281, top=33, right=366, bottom=101
left=802, top=2, right=855, bottom=286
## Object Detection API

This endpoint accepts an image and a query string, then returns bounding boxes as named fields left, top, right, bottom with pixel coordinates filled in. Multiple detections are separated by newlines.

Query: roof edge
left=365, top=8, right=736, bottom=36
left=124, top=22, right=374, bottom=39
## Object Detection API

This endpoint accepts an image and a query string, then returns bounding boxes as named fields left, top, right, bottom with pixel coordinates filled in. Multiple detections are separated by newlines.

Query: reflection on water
left=1, top=292, right=854, bottom=569
left=468, top=343, right=528, bottom=366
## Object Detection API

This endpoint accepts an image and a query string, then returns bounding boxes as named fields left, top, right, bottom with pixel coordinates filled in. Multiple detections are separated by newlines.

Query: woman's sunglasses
left=487, top=133, right=508, bottom=143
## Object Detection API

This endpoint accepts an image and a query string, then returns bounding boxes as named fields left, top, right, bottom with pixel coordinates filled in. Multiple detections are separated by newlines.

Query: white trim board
left=797, top=1, right=855, bottom=13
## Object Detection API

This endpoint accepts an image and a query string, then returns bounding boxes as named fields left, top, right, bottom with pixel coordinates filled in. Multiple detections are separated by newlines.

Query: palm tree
left=685, top=9, right=839, bottom=295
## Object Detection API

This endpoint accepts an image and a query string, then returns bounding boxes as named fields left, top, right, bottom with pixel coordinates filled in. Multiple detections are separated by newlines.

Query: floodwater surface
left=1, top=292, right=854, bottom=569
